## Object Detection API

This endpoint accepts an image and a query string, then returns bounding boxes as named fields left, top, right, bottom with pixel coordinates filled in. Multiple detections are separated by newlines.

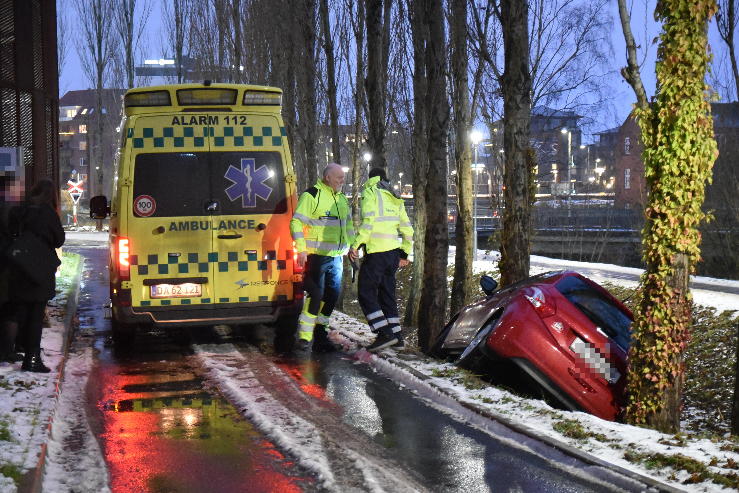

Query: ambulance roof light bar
left=243, top=90, right=282, bottom=106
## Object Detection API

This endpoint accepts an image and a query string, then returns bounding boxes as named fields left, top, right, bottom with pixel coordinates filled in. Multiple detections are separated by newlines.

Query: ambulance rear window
left=132, top=151, right=286, bottom=217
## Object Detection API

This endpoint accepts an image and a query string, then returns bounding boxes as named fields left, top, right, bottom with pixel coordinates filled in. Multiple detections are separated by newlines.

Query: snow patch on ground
left=329, top=310, right=739, bottom=492
left=42, top=348, right=110, bottom=493
left=193, top=344, right=337, bottom=489
left=0, top=303, right=67, bottom=491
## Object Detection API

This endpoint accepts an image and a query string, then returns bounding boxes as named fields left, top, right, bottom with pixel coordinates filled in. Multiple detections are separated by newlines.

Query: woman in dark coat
left=8, top=179, right=65, bottom=372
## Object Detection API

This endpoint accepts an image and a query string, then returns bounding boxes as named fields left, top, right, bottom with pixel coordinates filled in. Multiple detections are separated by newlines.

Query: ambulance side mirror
left=89, top=195, right=110, bottom=219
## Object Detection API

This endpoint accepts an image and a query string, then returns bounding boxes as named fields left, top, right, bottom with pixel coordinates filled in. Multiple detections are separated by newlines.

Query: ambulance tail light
left=292, top=242, right=303, bottom=273
left=118, top=238, right=131, bottom=280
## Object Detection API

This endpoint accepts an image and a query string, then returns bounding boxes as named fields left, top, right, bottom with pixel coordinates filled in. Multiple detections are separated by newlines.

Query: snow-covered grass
left=0, top=253, right=81, bottom=492
left=328, top=309, right=739, bottom=492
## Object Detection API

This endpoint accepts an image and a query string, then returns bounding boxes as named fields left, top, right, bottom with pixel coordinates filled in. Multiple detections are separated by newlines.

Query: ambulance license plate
left=150, top=283, right=202, bottom=298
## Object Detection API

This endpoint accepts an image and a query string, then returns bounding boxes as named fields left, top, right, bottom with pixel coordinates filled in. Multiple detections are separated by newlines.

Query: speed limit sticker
left=134, top=195, right=156, bottom=217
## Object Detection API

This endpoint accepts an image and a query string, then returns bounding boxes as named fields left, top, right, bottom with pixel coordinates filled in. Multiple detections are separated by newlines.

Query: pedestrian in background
left=290, top=163, right=355, bottom=352
left=349, top=167, right=413, bottom=352
left=0, top=173, right=24, bottom=363
left=7, top=178, right=64, bottom=372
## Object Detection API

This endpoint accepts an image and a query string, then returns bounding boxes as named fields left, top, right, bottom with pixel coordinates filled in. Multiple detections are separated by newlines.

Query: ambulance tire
left=273, top=314, right=299, bottom=354
left=111, top=318, right=136, bottom=350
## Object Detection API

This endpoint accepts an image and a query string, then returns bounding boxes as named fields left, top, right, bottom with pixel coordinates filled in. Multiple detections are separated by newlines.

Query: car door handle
left=217, top=233, right=243, bottom=239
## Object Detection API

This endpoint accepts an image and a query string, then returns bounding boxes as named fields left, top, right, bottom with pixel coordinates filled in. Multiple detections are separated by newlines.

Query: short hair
left=323, top=163, right=342, bottom=178
left=368, top=167, right=387, bottom=182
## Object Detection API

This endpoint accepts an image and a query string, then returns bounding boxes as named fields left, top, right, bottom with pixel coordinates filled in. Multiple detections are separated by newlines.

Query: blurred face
left=0, top=175, right=24, bottom=204
left=323, top=166, right=345, bottom=192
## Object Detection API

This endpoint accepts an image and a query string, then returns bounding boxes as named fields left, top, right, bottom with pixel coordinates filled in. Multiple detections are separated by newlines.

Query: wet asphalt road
left=66, top=234, right=645, bottom=492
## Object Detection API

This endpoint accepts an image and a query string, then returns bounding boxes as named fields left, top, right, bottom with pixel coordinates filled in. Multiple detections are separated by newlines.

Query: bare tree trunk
left=232, top=0, right=243, bottom=82
left=449, top=0, right=474, bottom=316
left=498, top=0, right=532, bottom=286
left=417, top=0, right=450, bottom=353
left=617, top=0, right=649, bottom=108
left=365, top=0, right=388, bottom=170
left=319, top=0, right=341, bottom=163
left=717, top=0, right=739, bottom=100
left=403, top=0, right=428, bottom=329
left=296, top=0, right=319, bottom=185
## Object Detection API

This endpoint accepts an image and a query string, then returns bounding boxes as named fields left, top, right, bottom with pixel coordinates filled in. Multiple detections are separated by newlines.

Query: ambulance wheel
left=273, top=314, right=299, bottom=354
left=111, top=318, right=136, bottom=350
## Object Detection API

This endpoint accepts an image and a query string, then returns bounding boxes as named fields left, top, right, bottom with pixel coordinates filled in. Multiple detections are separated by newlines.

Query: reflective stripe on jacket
left=352, top=176, right=413, bottom=256
left=290, top=180, right=355, bottom=257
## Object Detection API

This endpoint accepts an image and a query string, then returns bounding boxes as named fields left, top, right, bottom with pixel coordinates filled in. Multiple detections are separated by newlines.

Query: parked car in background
left=433, top=271, right=633, bottom=421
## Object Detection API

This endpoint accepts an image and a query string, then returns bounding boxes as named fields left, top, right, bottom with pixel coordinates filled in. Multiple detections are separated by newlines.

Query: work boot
left=366, top=332, right=399, bottom=353
left=0, top=352, right=23, bottom=363
left=312, top=325, right=336, bottom=353
left=21, top=352, right=51, bottom=373
left=297, top=338, right=311, bottom=352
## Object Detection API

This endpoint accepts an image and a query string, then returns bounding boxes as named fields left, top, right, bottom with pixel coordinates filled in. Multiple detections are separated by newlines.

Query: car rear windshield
left=133, top=151, right=286, bottom=217
left=555, top=276, right=632, bottom=351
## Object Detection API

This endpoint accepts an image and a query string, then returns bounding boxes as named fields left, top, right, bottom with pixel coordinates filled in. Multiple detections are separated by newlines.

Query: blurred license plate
left=150, top=283, right=202, bottom=298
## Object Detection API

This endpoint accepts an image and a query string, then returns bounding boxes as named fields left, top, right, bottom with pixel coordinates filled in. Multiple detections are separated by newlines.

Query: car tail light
left=524, top=287, right=556, bottom=318
left=569, top=337, right=621, bottom=384
left=118, top=237, right=130, bottom=280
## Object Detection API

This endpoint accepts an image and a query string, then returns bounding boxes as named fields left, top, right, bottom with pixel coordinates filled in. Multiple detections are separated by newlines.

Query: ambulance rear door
left=207, top=114, right=294, bottom=306
left=126, top=114, right=215, bottom=310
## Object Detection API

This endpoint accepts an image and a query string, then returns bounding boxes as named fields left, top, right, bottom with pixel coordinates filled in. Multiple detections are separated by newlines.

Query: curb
left=335, top=327, right=684, bottom=493
left=26, top=255, right=83, bottom=493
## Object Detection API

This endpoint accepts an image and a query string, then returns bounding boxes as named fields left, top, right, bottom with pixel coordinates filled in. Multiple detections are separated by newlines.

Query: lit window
left=81, top=108, right=88, bottom=115
left=624, top=137, right=631, bottom=155
left=79, top=141, right=87, bottom=151
left=79, top=125, right=87, bottom=134
left=624, top=168, right=631, bottom=189
left=66, top=109, right=76, bottom=118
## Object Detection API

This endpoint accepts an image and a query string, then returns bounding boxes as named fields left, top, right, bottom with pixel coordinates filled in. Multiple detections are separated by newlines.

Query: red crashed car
left=433, top=271, right=633, bottom=421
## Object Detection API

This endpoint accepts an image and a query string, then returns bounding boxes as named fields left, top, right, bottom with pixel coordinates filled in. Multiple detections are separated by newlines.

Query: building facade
left=0, top=0, right=58, bottom=192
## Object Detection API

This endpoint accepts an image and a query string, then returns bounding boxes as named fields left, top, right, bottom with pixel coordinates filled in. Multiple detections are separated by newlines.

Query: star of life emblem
left=224, top=158, right=273, bottom=208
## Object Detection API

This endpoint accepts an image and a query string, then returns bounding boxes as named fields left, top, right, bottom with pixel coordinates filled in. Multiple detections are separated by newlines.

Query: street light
left=580, top=144, right=590, bottom=184
left=561, top=128, right=573, bottom=193
left=398, top=172, right=403, bottom=194
left=470, top=130, right=483, bottom=261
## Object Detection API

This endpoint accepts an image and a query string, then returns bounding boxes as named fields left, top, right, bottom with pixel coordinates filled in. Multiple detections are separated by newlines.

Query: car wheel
left=273, top=313, right=298, bottom=353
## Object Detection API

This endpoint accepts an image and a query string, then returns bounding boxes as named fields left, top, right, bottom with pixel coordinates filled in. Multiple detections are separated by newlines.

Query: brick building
left=0, top=0, right=58, bottom=192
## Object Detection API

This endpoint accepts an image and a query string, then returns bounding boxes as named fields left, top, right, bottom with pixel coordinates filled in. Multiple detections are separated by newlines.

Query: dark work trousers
left=14, top=301, right=46, bottom=355
left=358, top=249, right=401, bottom=336
left=303, top=254, right=343, bottom=321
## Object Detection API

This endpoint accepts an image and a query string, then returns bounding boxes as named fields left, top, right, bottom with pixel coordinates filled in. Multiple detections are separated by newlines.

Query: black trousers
left=358, top=249, right=401, bottom=336
left=14, top=301, right=46, bottom=354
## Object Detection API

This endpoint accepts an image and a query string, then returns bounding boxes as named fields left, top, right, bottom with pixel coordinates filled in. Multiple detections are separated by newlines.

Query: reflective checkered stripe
left=128, top=125, right=286, bottom=150
left=131, top=249, right=292, bottom=306
left=364, top=309, right=389, bottom=333
left=316, top=314, right=330, bottom=325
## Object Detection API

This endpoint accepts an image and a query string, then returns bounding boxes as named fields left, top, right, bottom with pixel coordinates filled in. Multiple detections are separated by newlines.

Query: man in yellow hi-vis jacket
left=349, top=167, right=413, bottom=352
left=290, top=163, right=355, bottom=351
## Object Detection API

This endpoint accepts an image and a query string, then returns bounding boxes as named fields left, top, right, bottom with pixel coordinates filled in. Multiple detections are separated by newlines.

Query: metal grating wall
left=0, top=0, right=58, bottom=191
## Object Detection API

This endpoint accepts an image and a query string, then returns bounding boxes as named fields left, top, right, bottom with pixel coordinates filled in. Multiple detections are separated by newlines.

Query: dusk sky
left=58, top=0, right=732, bottom=140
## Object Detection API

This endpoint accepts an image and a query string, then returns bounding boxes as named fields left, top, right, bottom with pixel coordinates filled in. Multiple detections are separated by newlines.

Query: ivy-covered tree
left=618, top=0, right=719, bottom=432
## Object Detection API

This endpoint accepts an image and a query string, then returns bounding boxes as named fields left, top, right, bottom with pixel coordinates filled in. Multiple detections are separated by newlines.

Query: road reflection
left=97, top=362, right=312, bottom=493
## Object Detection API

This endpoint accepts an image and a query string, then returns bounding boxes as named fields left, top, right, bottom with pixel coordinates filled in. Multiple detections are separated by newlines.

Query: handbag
left=4, top=212, right=60, bottom=286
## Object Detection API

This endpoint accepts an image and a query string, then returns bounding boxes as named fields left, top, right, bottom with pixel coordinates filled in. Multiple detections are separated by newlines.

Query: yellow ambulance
left=90, top=83, right=303, bottom=349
